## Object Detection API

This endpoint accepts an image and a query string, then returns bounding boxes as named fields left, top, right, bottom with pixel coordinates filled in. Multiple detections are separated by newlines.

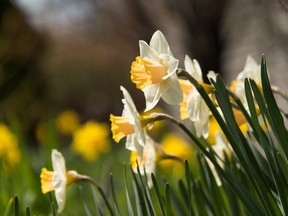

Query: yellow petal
left=40, top=168, right=55, bottom=194
left=110, top=114, right=135, bottom=142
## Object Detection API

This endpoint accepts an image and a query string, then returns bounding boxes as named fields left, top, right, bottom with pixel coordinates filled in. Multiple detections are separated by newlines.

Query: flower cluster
left=38, top=30, right=286, bottom=214
left=110, top=30, right=265, bottom=182
left=36, top=110, right=111, bottom=162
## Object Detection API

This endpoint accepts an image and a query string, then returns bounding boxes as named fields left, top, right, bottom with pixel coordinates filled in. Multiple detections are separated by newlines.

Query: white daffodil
left=130, top=30, right=183, bottom=111
left=110, top=86, right=146, bottom=154
left=235, top=55, right=261, bottom=104
left=130, top=135, right=157, bottom=188
left=179, top=55, right=211, bottom=138
left=40, top=149, right=80, bottom=213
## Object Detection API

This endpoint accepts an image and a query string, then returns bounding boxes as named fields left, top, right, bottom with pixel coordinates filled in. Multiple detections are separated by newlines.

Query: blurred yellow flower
left=72, top=121, right=110, bottom=161
left=56, top=110, right=80, bottom=135
left=159, top=133, right=194, bottom=177
left=35, top=121, right=48, bottom=145
left=0, top=123, right=21, bottom=170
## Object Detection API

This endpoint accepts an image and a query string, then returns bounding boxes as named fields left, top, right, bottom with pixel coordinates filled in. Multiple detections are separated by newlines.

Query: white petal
left=244, top=55, right=257, bottom=72
left=214, top=132, right=227, bottom=158
left=121, top=86, right=138, bottom=115
left=207, top=71, right=217, bottom=83
left=120, top=86, right=146, bottom=147
left=184, top=55, right=202, bottom=83
left=126, top=134, right=144, bottom=156
left=142, top=135, right=156, bottom=174
left=149, top=30, right=172, bottom=56
left=160, top=54, right=178, bottom=79
left=143, top=84, right=162, bottom=111
left=139, top=40, right=159, bottom=61
left=52, top=149, right=66, bottom=179
left=161, top=74, right=183, bottom=105
left=237, top=55, right=259, bottom=82
left=54, top=182, right=67, bottom=213
left=132, top=135, right=156, bottom=188
left=187, top=91, right=202, bottom=121
left=194, top=101, right=210, bottom=138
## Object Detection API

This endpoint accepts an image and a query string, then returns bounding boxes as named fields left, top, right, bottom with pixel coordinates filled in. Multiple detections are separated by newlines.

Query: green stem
left=78, top=174, right=115, bottom=216
left=161, top=153, right=184, bottom=164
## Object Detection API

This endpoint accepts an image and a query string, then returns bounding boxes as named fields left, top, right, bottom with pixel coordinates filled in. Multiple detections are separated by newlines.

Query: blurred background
left=1, top=0, right=288, bottom=131
left=1, top=0, right=288, bottom=214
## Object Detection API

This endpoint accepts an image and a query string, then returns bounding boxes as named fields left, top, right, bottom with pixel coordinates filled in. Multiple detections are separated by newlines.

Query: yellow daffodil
left=0, top=123, right=21, bottom=171
left=72, top=121, right=110, bottom=161
left=56, top=110, right=80, bottom=135
left=110, top=86, right=146, bottom=154
left=41, top=149, right=81, bottom=213
left=180, top=55, right=211, bottom=138
left=159, top=133, right=194, bottom=177
left=130, top=135, right=157, bottom=188
left=130, top=30, right=183, bottom=111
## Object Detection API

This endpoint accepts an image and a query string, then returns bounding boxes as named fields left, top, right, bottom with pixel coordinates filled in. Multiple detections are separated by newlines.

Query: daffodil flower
left=110, top=86, right=146, bottom=154
left=130, top=30, right=183, bottom=111
left=235, top=55, right=261, bottom=104
left=179, top=55, right=212, bottom=138
left=130, top=135, right=157, bottom=188
left=40, top=149, right=81, bottom=213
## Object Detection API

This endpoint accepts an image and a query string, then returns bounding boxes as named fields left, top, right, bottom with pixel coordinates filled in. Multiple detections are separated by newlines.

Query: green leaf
left=110, top=174, right=121, bottom=216
left=3, top=197, right=13, bottom=216
left=134, top=165, right=156, bottom=216
left=51, top=202, right=57, bottom=216
left=90, top=185, right=104, bottom=216
left=192, top=180, right=209, bottom=216
left=276, top=152, right=288, bottom=184
left=214, top=75, right=278, bottom=215
left=79, top=185, right=94, bottom=216
left=96, top=184, right=115, bottom=216
left=151, top=174, right=165, bottom=216
left=164, top=183, right=172, bottom=216
left=184, top=160, right=193, bottom=215
left=177, top=180, right=190, bottom=212
left=202, top=157, right=228, bottom=216
left=130, top=166, right=154, bottom=215
left=123, top=164, right=134, bottom=216
left=14, top=196, right=19, bottom=216
left=260, top=55, right=288, bottom=156
left=169, top=184, right=188, bottom=216
left=25, top=206, right=31, bottom=216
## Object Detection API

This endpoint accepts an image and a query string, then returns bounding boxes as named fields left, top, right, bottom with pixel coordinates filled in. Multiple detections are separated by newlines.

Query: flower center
left=130, top=56, right=167, bottom=89
left=110, top=114, right=135, bottom=142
